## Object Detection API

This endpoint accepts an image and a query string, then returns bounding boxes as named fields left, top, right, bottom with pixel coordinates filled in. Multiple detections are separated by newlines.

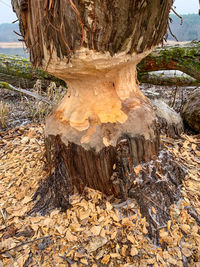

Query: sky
left=0, top=0, right=199, bottom=24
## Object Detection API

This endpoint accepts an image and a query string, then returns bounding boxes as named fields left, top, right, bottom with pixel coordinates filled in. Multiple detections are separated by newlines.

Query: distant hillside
left=168, top=14, right=200, bottom=41
left=0, top=23, right=19, bottom=42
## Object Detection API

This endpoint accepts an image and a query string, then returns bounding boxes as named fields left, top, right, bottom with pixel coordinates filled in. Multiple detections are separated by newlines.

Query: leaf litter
left=0, top=124, right=199, bottom=266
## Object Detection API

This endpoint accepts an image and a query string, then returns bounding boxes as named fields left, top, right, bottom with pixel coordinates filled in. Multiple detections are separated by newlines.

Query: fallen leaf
left=22, top=196, right=32, bottom=204
left=80, top=259, right=88, bottom=265
left=65, top=231, right=77, bottom=242
left=182, top=247, right=192, bottom=257
left=106, top=202, right=113, bottom=211
left=152, top=206, right=157, bottom=214
left=78, top=209, right=91, bottom=221
left=85, top=236, right=108, bottom=253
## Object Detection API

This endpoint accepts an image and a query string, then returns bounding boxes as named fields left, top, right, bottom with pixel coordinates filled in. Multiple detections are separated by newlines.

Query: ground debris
left=0, top=124, right=199, bottom=266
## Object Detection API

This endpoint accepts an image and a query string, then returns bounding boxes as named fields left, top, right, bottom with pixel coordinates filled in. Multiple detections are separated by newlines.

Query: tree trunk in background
left=11, top=0, right=187, bottom=240
left=138, top=42, right=200, bottom=82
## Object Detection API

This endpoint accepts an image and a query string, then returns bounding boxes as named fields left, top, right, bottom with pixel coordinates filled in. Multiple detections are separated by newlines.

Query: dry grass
left=0, top=79, right=67, bottom=130
left=0, top=101, right=9, bottom=129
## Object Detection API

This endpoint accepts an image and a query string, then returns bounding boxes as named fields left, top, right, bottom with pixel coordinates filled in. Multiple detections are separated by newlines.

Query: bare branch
left=171, top=7, right=183, bottom=25
left=0, top=235, right=52, bottom=255
left=0, top=82, right=52, bottom=104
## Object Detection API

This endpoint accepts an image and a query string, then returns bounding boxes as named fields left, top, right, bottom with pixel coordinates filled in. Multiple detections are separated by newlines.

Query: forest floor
left=0, top=82, right=200, bottom=266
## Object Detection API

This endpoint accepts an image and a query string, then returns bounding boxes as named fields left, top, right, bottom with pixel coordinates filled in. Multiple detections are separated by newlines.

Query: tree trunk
left=11, top=0, right=188, bottom=240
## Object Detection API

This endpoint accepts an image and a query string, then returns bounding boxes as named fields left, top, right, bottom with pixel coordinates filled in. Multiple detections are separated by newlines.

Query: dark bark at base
left=129, top=150, right=186, bottom=242
left=30, top=130, right=160, bottom=214
left=29, top=131, right=187, bottom=242
left=30, top=162, right=72, bottom=215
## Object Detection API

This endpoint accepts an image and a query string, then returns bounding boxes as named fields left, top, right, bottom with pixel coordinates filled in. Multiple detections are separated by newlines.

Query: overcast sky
left=0, top=0, right=199, bottom=24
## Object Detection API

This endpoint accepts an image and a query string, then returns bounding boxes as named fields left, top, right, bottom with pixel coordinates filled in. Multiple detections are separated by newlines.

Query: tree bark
left=11, top=0, right=189, bottom=240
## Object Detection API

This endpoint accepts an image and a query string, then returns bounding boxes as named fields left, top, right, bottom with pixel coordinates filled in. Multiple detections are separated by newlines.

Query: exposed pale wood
left=46, top=54, right=155, bottom=147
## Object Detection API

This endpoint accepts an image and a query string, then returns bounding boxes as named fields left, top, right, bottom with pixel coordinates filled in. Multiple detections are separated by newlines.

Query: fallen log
left=138, top=42, right=200, bottom=81
left=0, top=54, right=65, bottom=89
left=139, top=72, right=200, bottom=86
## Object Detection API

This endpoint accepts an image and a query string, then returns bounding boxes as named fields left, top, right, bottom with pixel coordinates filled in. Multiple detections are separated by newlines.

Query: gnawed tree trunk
left=12, top=0, right=187, bottom=240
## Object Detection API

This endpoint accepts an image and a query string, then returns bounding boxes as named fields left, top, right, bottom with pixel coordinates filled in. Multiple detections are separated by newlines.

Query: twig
left=171, top=8, right=183, bottom=25
left=0, top=235, right=52, bottom=255
left=168, top=22, right=178, bottom=42
left=12, top=19, right=19, bottom=24
left=0, top=82, right=52, bottom=104
left=0, top=208, right=7, bottom=226
left=141, top=193, right=169, bottom=215
left=13, top=30, right=23, bottom=37
left=170, top=85, right=178, bottom=108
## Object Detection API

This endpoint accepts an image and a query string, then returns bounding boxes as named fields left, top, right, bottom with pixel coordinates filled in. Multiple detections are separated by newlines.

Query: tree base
left=29, top=130, right=186, bottom=242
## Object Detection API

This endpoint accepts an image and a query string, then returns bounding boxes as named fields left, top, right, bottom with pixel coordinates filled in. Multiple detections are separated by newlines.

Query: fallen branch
left=140, top=73, right=200, bottom=86
left=0, top=81, right=52, bottom=104
left=138, top=42, right=200, bottom=81
left=0, top=235, right=52, bottom=255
